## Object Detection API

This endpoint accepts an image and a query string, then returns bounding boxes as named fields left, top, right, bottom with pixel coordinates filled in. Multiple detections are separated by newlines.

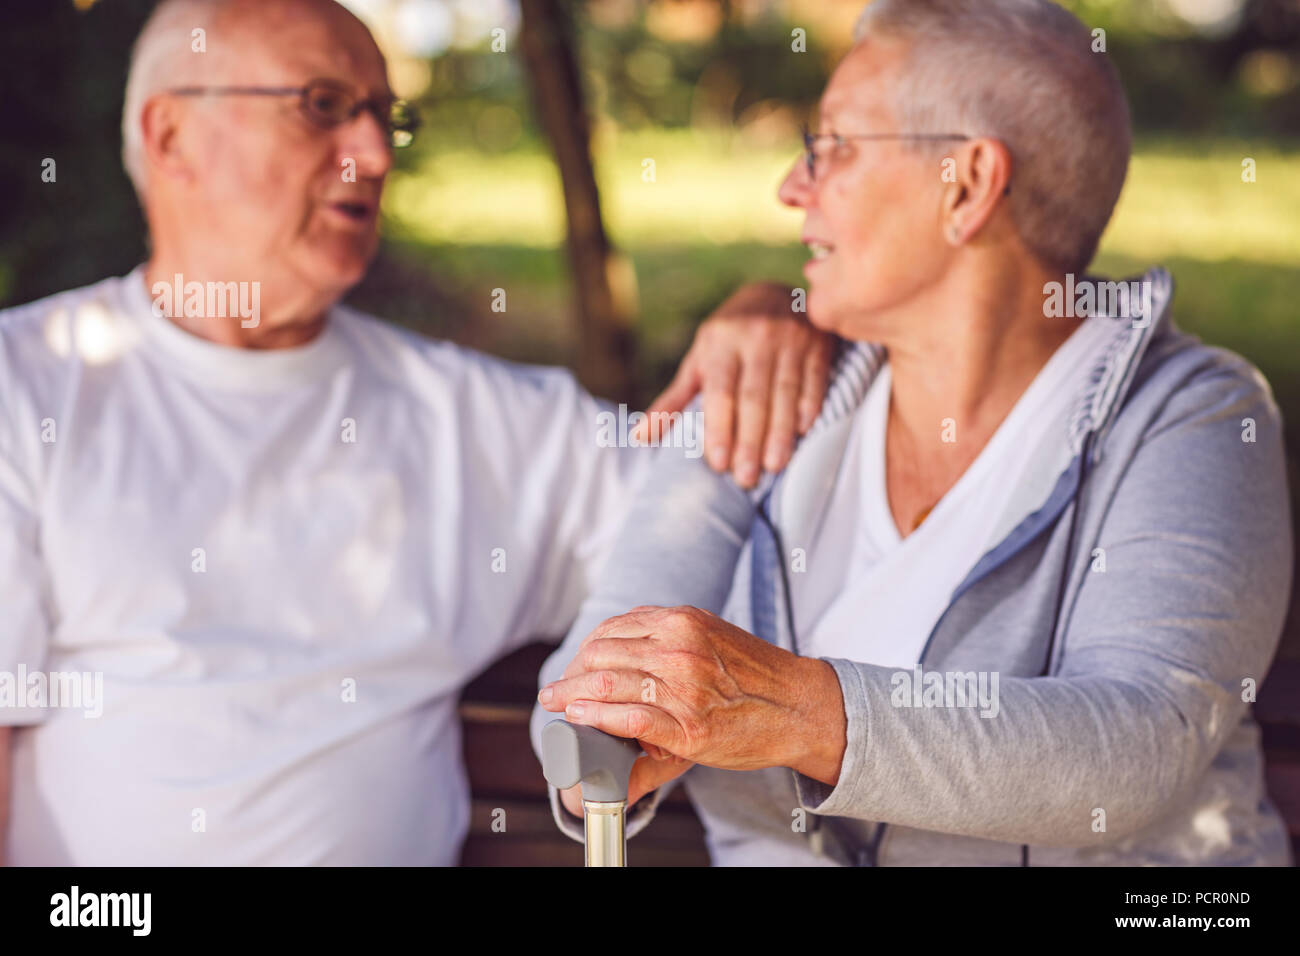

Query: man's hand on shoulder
left=633, top=282, right=835, bottom=489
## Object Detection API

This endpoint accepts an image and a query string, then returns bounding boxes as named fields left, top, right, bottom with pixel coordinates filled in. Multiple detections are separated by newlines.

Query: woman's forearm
left=796, top=661, right=1241, bottom=848
left=788, top=657, right=848, bottom=787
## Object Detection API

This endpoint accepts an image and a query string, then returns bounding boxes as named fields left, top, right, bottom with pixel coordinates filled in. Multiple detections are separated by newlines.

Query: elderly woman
left=531, top=0, right=1293, bottom=865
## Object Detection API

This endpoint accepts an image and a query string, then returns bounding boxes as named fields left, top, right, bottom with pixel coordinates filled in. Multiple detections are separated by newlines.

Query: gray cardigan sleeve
left=794, top=357, right=1294, bottom=846
left=528, top=403, right=759, bottom=841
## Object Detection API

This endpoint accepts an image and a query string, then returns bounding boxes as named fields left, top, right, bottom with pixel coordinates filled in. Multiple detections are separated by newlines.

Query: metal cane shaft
left=540, top=720, right=641, bottom=866
left=583, top=800, right=627, bottom=867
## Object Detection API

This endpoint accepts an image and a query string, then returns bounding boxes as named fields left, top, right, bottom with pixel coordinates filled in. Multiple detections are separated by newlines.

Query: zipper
left=869, top=430, right=1097, bottom=867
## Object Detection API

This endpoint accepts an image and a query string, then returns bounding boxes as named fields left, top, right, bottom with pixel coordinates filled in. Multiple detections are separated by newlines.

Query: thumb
left=634, top=361, right=700, bottom=443
left=627, top=753, right=692, bottom=807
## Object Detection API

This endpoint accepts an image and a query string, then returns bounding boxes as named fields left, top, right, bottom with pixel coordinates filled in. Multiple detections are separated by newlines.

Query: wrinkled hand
left=634, top=282, right=834, bottom=489
left=539, top=606, right=847, bottom=787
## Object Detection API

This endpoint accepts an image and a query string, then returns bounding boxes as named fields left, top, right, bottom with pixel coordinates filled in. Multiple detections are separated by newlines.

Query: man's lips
left=324, top=200, right=378, bottom=225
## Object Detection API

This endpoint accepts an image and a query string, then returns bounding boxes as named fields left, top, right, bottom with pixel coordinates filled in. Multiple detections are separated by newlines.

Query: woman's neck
left=886, top=256, right=1079, bottom=456
left=877, top=256, right=1080, bottom=535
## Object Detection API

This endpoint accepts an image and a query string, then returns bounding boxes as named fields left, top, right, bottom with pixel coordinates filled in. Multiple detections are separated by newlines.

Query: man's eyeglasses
left=165, top=78, right=421, bottom=148
left=801, top=124, right=1010, bottom=194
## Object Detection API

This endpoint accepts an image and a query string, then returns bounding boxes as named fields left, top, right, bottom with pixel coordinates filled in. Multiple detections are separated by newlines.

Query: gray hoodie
left=530, top=267, right=1294, bottom=865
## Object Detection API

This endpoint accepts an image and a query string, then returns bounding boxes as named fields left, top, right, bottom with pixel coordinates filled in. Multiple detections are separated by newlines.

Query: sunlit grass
left=386, top=129, right=805, bottom=247
left=1106, top=142, right=1300, bottom=268
left=385, top=131, right=1300, bottom=265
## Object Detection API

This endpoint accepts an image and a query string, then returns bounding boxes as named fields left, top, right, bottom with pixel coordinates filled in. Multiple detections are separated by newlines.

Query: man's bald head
left=121, top=0, right=381, bottom=202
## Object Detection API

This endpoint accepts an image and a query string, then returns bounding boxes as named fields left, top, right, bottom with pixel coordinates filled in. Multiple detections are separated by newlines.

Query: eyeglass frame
left=801, top=124, right=1011, bottom=195
left=163, top=79, right=421, bottom=148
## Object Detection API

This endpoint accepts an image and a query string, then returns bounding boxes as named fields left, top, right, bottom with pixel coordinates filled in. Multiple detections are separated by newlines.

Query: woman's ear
left=940, top=137, right=1013, bottom=245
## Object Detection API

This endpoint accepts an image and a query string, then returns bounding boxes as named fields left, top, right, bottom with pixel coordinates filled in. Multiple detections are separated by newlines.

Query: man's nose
left=777, top=157, right=813, bottom=209
left=338, top=108, right=394, bottom=178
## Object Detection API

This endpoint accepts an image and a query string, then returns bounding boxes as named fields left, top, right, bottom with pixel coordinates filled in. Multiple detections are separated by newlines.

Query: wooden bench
left=459, top=642, right=1300, bottom=865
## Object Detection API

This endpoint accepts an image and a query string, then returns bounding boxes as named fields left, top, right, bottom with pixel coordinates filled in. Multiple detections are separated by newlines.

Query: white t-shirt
left=0, top=267, right=645, bottom=864
left=802, top=316, right=1114, bottom=666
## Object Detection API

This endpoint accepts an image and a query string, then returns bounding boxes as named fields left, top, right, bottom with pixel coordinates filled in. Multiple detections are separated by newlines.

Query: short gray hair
left=855, top=0, right=1131, bottom=273
left=121, top=0, right=229, bottom=202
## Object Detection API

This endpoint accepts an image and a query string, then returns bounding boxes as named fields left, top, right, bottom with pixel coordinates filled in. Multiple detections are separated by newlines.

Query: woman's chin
left=806, top=294, right=850, bottom=337
left=805, top=308, right=836, bottom=333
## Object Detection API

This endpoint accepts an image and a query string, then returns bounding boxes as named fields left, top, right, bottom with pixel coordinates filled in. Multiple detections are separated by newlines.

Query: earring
left=948, top=225, right=961, bottom=243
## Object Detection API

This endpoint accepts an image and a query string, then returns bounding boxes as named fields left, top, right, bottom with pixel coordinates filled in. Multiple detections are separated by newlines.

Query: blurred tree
left=0, top=0, right=152, bottom=307
left=519, top=0, right=639, bottom=404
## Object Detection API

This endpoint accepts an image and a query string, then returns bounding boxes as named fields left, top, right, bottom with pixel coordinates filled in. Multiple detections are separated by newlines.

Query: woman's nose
left=777, top=158, right=813, bottom=209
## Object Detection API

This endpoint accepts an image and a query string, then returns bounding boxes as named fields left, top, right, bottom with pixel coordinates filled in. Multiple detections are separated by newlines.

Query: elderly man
left=534, top=0, right=1293, bottom=865
left=0, top=0, right=832, bottom=865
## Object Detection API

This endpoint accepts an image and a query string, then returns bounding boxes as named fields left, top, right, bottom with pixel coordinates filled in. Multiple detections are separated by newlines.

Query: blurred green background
left=1, top=0, right=1297, bottom=650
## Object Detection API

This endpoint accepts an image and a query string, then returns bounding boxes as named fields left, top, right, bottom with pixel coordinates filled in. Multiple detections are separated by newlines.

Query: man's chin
left=337, top=256, right=371, bottom=290
left=310, top=246, right=374, bottom=295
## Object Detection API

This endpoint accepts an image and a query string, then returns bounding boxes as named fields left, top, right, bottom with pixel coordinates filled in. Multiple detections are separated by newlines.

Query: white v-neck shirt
left=0, top=268, right=644, bottom=865
left=801, top=317, right=1115, bottom=667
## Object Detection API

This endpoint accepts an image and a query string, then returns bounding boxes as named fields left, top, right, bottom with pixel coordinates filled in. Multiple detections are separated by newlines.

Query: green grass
left=385, top=129, right=806, bottom=248
left=385, top=131, right=1300, bottom=259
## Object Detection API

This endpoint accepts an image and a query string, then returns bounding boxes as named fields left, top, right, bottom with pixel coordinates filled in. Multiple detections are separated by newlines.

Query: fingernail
left=763, top=443, right=788, bottom=472
left=799, top=404, right=816, bottom=433
left=538, top=687, right=553, bottom=705
left=567, top=702, right=586, bottom=719
left=736, top=458, right=757, bottom=487
left=707, top=445, right=727, bottom=470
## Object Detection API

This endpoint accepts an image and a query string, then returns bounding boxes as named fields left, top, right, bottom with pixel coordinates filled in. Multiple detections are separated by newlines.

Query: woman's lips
left=802, top=239, right=834, bottom=277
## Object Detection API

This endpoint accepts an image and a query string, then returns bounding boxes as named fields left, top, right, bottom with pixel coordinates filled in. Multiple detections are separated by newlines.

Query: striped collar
left=806, top=266, right=1176, bottom=463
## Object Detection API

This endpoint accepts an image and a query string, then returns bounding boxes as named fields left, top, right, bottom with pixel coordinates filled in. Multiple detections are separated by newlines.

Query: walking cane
left=540, top=719, right=643, bottom=867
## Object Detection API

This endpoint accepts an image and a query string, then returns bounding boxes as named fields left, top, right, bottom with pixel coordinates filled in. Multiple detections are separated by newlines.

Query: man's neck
left=143, top=257, right=331, bottom=350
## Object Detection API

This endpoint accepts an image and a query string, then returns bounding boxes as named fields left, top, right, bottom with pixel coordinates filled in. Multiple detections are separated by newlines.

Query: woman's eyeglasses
left=801, top=124, right=1010, bottom=195
left=165, top=78, right=421, bottom=148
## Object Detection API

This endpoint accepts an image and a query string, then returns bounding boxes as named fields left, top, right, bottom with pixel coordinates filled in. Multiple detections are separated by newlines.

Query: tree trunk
left=518, top=0, right=639, bottom=405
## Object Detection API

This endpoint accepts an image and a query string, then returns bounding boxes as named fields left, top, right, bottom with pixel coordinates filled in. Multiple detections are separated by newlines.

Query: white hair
left=120, top=0, right=229, bottom=202
left=854, top=0, right=1132, bottom=273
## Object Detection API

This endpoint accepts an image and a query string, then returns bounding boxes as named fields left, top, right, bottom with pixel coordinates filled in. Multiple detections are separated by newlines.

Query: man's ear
left=139, top=94, right=194, bottom=185
left=939, top=137, right=1013, bottom=245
